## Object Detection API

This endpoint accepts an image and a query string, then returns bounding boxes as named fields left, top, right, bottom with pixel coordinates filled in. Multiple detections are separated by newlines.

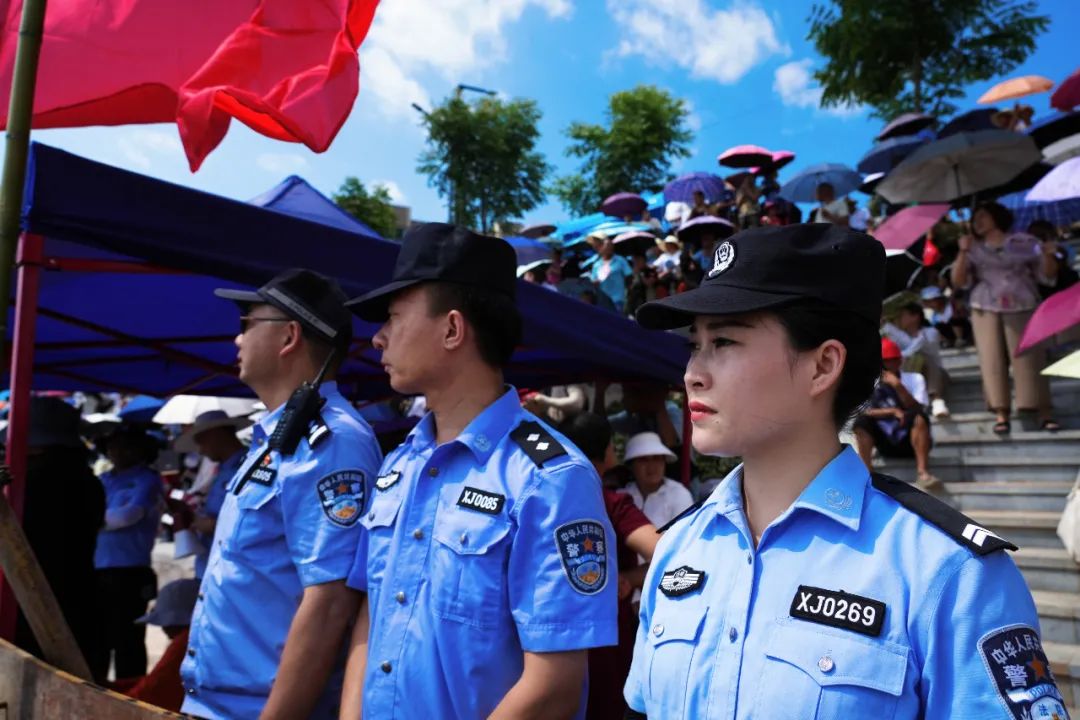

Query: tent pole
left=680, top=394, right=691, bottom=485
left=0, top=0, right=49, bottom=341
left=0, top=231, right=43, bottom=641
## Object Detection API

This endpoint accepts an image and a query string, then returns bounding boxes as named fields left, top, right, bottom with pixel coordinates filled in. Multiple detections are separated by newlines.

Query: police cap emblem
left=317, top=470, right=366, bottom=527
left=707, top=241, right=735, bottom=278
left=555, top=520, right=608, bottom=595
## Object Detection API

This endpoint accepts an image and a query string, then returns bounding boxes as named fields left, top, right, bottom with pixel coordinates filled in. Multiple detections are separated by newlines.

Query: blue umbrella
left=857, top=135, right=928, bottom=174
left=938, top=108, right=997, bottom=138
left=502, top=236, right=552, bottom=265
left=999, top=191, right=1080, bottom=230
left=118, top=395, right=165, bottom=424
left=876, top=112, right=935, bottom=141
left=778, top=163, right=861, bottom=203
left=561, top=221, right=652, bottom=249
left=663, top=172, right=728, bottom=204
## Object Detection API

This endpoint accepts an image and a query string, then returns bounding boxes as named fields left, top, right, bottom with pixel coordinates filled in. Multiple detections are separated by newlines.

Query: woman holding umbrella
left=952, top=201, right=1060, bottom=434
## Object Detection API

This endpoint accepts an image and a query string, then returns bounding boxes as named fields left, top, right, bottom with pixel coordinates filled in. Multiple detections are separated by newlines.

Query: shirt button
left=729, top=627, right=738, bottom=642
left=459, top=533, right=468, bottom=545
left=380, top=661, right=392, bottom=674
left=395, top=591, right=406, bottom=604
left=652, top=623, right=664, bottom=637
left=746, top=552, right=752, bottom=564
left=197, top=593, right=204, bottom=601
left=413, top=528, right=424, bottom=540
left=368, top=511, right=376, bottom=521
left=818, top=656, right=835, bottom=673
left=428, top=467, right=439, bottom=477
left=187, top=688, right=196, bottom=695
left=187, top=648, right=195, bottom=657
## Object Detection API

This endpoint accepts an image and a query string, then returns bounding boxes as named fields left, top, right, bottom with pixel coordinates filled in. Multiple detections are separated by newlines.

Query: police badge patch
left=555, top=520, right=608, bottom=595
left=979, top=624, right=1070, bottom=720
left=375, top=470, right=401, bottom=491
left=317, top=470, right=366, bottom=527
left=659, top=566, right=706, bottom=597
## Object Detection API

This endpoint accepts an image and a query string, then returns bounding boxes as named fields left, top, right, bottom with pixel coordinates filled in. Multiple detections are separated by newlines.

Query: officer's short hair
left=560, top=412, right=612, bottom=464
left=423, top=282, right=522, bottom=368
left=772, top=300, right=880, bottom=428
left=303, top=331, right=346, bottom=377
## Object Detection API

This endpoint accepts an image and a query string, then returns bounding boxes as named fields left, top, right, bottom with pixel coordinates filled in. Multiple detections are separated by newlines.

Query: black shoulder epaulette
left=510, top=421, right=568, bottom=467
left=306, top=413, right=331, bottom=449
left=657, top=499, right=704, bottom=533
left=871, top=473, right=1017, bottom=556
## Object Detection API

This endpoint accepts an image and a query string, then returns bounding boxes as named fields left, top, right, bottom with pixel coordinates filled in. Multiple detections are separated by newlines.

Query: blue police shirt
left=181, top=382, right=381, bottom=720
left=625, top=446, right=1070, bottom=719
left=347, top=387, right=618, bottom=720
left=193, top=448, right=247, bottom=579
left=94, top=465, right=162, bottom=569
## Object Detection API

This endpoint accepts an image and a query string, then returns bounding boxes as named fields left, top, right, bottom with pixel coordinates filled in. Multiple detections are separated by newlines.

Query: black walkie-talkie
left=268, top=349, right=337, bottom=455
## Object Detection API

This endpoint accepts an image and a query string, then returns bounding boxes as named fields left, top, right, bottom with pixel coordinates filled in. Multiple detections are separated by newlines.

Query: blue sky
left=13, top=0, right=1079, bottom=228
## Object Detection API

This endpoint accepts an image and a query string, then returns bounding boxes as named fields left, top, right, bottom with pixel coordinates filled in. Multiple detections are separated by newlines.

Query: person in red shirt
left=562, top=412, right=659, bottom=720
left=124, top=578, right=199, bottom=712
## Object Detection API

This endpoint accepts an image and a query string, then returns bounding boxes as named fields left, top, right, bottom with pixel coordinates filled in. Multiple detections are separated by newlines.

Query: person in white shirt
left=618, top=431, right=694, bottom=529
left=882, top=302, right=951, bottom=418
left=814, top=182, right=850, bottom=226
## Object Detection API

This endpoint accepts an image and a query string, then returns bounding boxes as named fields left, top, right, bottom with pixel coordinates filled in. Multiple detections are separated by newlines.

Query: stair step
left=941, top=482, right=1073, bottom=512
left=1034, top=590, right=1080, bottom=644
left=932, top=411, right=1080, bottom=437
left=1015, top=547, right=1080, bottom=593
left=967, top=509, right=1065, bottom=549
left=875, top=456, right=1080, bottom=484
left=1045, top=640, right=1080, bottom=709
left=927, top=431, right=1080, bottom=459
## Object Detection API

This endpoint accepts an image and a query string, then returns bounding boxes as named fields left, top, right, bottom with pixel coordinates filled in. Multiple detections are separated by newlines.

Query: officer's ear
left=443, top=309, right=467, bottom=352
left=807, top=338, right=846, bottom=400
left=279, top=320, right=303, bottom=358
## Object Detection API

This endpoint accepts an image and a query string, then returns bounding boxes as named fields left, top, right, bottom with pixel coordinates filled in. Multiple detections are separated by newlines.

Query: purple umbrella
left=877, top=112, right=935, bottom=141
left=1027, top=156, right=1080, bottom=203
left=612, top=230, right=658, bottom=256
left=601, top=192, right=647, bottom=218
left=938, top=108, right=997, bottom=138
left=676, top=215, right=736, bottom=244
left=520, top=222, right=556, bottom=239
left=663, top=172, right=727, bottom=204
left=718, top=144, right=773, bottom=168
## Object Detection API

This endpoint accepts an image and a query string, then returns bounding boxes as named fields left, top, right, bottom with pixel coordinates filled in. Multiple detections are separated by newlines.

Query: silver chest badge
left=708, top=241, right=736, bottom=278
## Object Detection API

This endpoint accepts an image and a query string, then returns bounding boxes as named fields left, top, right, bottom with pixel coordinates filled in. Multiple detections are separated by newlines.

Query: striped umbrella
left=999, top=191, right=1080, bottom=230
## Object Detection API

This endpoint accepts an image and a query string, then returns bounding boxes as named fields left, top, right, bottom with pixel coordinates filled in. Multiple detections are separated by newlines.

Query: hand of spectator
left=1040, top=239, right=1059, bottom=257
left=880, top=369, right=902, bottom=389
left=957, top=234, right=973, bottom=252
left=893, top=407, right=909, bottom=426
left=617, top=573, right=633, bottom=601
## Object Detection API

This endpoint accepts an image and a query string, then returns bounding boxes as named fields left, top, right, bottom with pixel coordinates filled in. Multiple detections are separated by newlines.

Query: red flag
left=0, top=0, right=379, bottom=170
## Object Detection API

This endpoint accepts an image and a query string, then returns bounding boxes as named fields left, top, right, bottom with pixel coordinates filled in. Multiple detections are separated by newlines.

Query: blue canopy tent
left=555, top=191, right=666, bottom=245
left=8, top=144, right=687, bottom=402
left=249, top=175, right=384, bottom=239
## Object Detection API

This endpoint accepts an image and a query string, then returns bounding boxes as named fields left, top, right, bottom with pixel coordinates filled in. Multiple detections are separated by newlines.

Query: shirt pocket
left=645, top=604, right=708, bottom=718
left=227, top=484, right=278, bottom=554
left=431, top=505, right=512, bottom=628
left=360, top=490, right=402, bottom=585
left=753, top=622, right=908, bottom=720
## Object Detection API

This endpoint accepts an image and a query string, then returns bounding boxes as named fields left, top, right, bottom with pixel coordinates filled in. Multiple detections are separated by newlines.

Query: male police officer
left=340, top=223, right=617, bottom=719
left=181, top=269, right=381, bottom=719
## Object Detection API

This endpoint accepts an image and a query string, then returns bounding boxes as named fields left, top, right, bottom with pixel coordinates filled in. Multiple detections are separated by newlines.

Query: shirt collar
left=403, top=386, right=522, bottom=463
left=709, top=446, right=868, bottom=532
left=253, top=381, right=340, bottom=443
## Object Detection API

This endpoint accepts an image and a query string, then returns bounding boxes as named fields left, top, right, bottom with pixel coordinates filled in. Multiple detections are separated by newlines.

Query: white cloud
left=371, top=179, right=407, bottom=204
left=360, top=0, right=571, bottom=119
left=683, top=99, right=703, bottom=132
left=773, top=59, right=862, bottom=117
left=255, top=153, right=308, bottom=174
left=607, top=0, right=787, bottom=84
left=115, top=128, right=183, bottom=169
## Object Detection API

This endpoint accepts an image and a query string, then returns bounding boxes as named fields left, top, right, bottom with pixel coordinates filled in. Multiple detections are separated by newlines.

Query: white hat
left=920, top=286, right=944, bottom=301
left=623, top=431, right=677, bottom=463
left=174, top=409, right=253, bottom=454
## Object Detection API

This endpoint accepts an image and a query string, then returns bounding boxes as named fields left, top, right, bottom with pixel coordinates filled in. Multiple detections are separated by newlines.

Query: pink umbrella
left=718, top=144, right=773, bottom=168
left=1017, top=283, right=1080, bottom=354
left=871, top=204, right=951, bottom=251
left=1051, top=68, right=1080, bottom=112
left=766, top=150, right=796, bottom=171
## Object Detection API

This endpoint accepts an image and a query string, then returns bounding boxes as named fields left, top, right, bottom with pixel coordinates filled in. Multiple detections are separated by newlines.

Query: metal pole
left=0, top=0, right=49, bottom=340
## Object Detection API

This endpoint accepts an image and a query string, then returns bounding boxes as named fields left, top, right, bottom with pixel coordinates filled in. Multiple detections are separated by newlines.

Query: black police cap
left=636, top=223, right=886, bottom=329
left=215, top=268, right=353, bottom=347
left=347, top=222, right=517, bottom=322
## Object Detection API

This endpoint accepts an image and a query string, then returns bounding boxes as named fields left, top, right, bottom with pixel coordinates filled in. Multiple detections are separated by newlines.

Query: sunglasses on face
left=238, top=315, right=292, bottom=334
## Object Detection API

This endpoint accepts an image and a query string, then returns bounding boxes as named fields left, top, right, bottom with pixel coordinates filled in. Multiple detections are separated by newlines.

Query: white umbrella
left=152, top=395, right=258, bottom=425
left=877, top=130, right=1041, bottom=204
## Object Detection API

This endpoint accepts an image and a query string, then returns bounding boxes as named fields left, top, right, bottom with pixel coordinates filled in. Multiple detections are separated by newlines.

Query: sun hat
left=623, top=431, right=677, bottom=463
left=173, top=409, right=253, bottom=454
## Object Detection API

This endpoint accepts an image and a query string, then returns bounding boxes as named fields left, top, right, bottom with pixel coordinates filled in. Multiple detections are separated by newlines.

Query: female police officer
left=624, top=223, right=1069, bottom=719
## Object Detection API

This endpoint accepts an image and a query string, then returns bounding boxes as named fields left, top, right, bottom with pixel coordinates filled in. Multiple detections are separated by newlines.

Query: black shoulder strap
left=871, top=473, right=1017, bottom=555
left=510, top=420, right=568, bottom=467
left=656, top=499, right=704, bottom=533
left=306, top=412, right=331, bottom=449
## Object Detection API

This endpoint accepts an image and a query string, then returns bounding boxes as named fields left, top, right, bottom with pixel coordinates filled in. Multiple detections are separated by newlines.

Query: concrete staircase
left=874, top=346, right=1080, bottom=710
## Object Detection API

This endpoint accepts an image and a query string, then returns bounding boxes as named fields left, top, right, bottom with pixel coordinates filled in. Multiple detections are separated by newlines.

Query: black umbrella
left=949, top=162, right=1053, bottom=208
left=675, top=215, right=736, bottom=244
left=877, top=112, right=935, bottom=141
left=938, top=108, right=997, bottom=138
left=857, top=135, right=928, bottom=174
left=1027, top=111, right=1080, bottom=149
left=858, top=172, right=886, bottom=195
left=885, top=238, right=925, bottom=299
left=521, top=223, right=556, bottom=239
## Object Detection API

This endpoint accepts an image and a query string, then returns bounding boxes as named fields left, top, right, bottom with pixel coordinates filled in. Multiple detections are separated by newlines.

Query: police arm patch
left=979, top=624, right=1070, bottom=720
left=317, top=470, right=366, bottom=527
left=554, top=520, right=608, bottom=595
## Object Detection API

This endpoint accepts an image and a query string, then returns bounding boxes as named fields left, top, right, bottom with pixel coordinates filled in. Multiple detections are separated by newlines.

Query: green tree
left=417, top=94, right=549, bottom=234
left=332, top=178, right=399, bottom=239
left=552, top=85, right=693, bottom=218
left=808, top=0, right=1049, bottom=119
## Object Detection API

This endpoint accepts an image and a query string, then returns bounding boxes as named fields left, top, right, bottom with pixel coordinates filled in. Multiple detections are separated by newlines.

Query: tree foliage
left=552, top=85, right=694, bottom=217
left=333, top=177, right=400, bottom=239
left=417, top=94, right=549, bottom=234
left=808, top=0, right=1049, bottom=119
